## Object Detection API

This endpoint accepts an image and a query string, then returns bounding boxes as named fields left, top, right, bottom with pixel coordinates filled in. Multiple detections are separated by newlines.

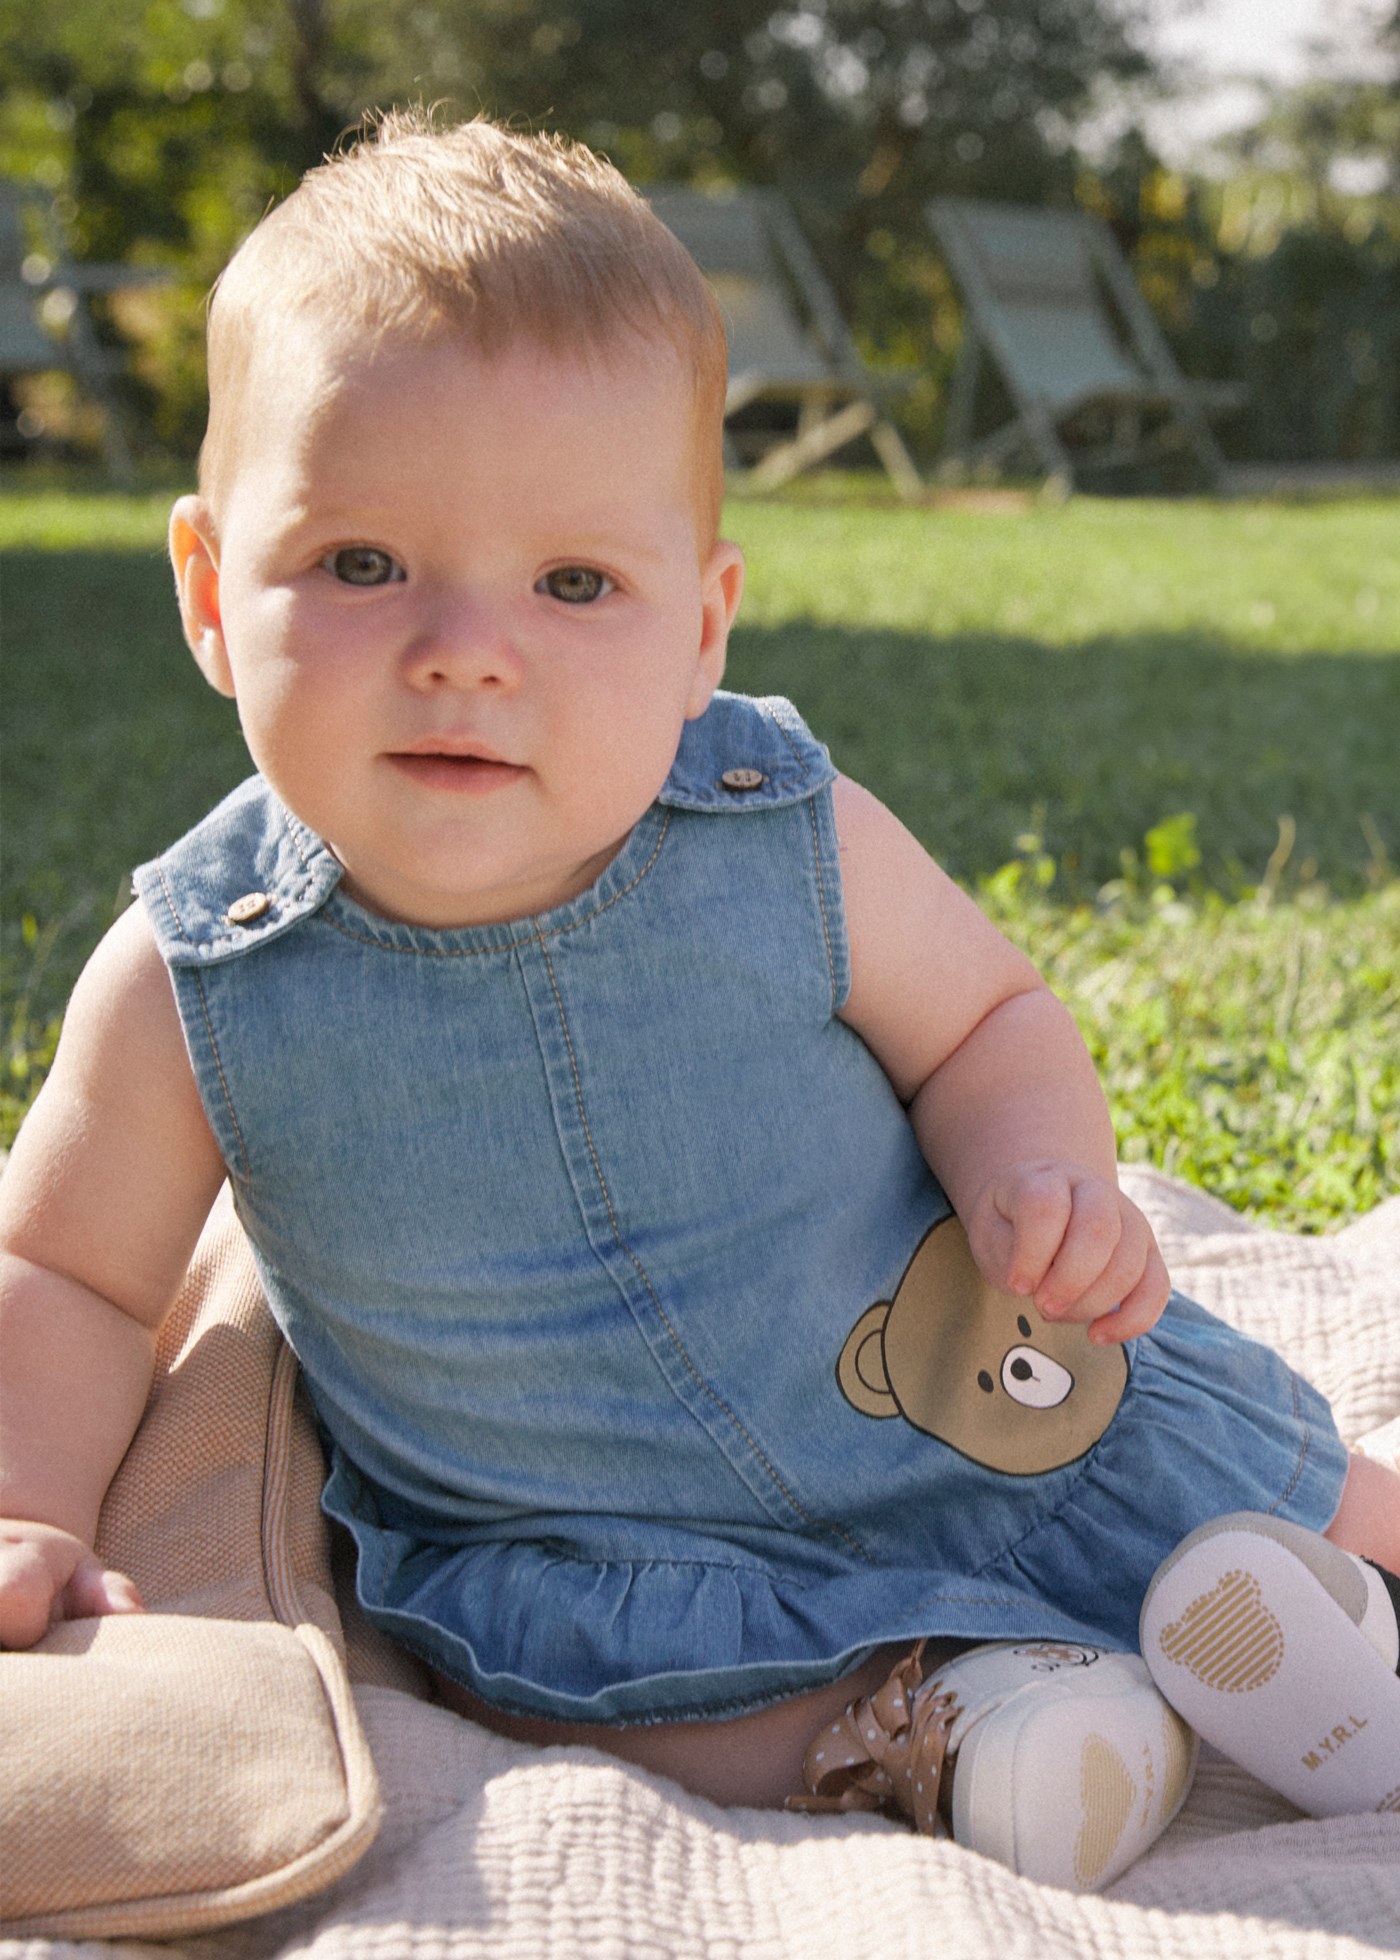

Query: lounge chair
left=928, top=196, right=1240, bottom=493
left=646, top=184, right=922, bottom=497
left=0, top=179, right=169, bottom=481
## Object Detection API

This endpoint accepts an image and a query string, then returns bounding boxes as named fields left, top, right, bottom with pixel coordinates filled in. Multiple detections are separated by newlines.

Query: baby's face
left=175, top=320, right=742, bottom=927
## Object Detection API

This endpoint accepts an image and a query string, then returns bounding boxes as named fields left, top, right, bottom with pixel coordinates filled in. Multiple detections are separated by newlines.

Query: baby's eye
left=538, top=565, right=612, bottom=604
left=322, top=546, right=404, bottom=587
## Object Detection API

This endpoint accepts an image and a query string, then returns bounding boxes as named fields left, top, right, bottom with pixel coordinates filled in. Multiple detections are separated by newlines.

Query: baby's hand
left=0, top=1521, right=144, bottom=1650
left=965, top=1163, right=1170, bottom=1344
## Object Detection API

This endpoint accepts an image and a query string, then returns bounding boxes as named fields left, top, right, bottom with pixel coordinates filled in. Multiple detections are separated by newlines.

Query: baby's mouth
left=387, top=745, right=526, bottom=793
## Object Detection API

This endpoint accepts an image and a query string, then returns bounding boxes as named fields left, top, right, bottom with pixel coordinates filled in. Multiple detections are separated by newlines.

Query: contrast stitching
left=192, top=967, right=251, bottom=1180
left=805, top=795, right=840, bottom=1014
left=761, top=705, right=838, bottom=1005
left=917, top=1588, right=1069, bottom=1610
left=153, top=862, right=192, bottom=945
left=534, top=923, right=868, bottom=1562
left=280, top=808, right=317, bottom=876
left=315, top=813, right=672, bottom=958
left=758, top=701, right=812, bottom=777
left=470, top=1540, right=815, bottom=1581
left=1266, top=1375, right=1309, bottom=1515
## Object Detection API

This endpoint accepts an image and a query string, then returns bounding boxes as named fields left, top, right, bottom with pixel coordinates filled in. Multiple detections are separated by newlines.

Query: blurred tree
left=1, top=0, right=1156, bottom=251
left=1226, top=78, right=1399, bottom=203
left=0, top=0, right=1153, bottom=457
left=1163, top=1, right=1400, bottom=467
left=1073, top=25, right=1400, bottom=473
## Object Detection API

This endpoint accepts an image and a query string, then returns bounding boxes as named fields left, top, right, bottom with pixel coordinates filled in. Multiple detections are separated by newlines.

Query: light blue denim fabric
left=135, top=691, right=1348, bottom=1723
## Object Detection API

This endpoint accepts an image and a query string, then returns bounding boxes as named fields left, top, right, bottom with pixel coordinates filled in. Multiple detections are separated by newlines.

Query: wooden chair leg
left=744, top=398, right=876, bottom=490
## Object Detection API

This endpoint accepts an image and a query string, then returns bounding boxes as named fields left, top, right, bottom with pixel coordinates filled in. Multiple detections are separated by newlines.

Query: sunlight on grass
left=724, top=495, right=1400, bottom=655
left=989, top=883, right=1399, bottom=1228
left=0, top=491, right=179, bottom=552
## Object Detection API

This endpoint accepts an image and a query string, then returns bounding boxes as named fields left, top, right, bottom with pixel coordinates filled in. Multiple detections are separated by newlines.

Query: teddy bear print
left=837, top=1215, right=1129, bottom=1475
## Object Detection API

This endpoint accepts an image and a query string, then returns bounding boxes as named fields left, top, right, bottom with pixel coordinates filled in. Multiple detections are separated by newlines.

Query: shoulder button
left=226, top=891, right=272, bottom=926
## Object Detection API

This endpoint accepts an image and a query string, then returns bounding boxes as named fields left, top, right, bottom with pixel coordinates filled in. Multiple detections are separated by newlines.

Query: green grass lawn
left=2, top=482, right=1396, bottom=1227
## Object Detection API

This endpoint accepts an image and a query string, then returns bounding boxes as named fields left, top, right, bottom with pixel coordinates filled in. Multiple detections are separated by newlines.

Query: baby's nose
left=404, top=594, right=524, bottom=689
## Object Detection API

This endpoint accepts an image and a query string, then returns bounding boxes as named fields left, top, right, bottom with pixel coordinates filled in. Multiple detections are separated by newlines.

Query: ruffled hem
left=322, top=1296, right=1351, bottom=1726
left=334, top=1514, right=1123, bottom=1724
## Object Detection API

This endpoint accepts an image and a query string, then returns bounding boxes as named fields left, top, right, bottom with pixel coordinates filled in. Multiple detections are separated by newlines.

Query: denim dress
left=135, top=691, right=1347, bottom=1724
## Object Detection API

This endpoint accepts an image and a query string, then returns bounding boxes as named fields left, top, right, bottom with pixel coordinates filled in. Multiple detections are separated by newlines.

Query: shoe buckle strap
left=787, top=1640, right=958, bottom=1836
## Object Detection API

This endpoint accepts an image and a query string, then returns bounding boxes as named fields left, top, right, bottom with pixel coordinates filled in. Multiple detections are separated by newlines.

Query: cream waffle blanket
left=8, top=1168, right=1400, bottom=1960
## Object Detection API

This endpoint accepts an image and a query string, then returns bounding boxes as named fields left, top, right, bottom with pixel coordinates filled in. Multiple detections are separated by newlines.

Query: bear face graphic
left=837, top=1216, right=1128, bottom=1475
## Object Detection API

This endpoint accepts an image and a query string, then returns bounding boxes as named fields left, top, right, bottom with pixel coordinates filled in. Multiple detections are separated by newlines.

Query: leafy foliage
left=4, top=2, right=1399, bottom=468
left=998, top=883, right=1400, bottom=1229
left=0, top=0, right=1151, bottom=452
left=1086, top=134, right=1400, bottom=469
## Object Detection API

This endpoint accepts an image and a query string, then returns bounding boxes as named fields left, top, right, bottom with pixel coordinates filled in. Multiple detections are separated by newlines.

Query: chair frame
left=929, top=196, right=1239, bottom=494
left=1, top=181, right=170, bottom=482
left=647, top=184, right=922, bottom=499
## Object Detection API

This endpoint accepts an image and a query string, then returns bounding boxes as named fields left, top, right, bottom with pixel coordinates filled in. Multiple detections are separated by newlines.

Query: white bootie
left=940, top=1642, right=1197, bottom=1889
left=1141, top=1511, right=1400, bottom=1817
left=792, top=1638, right=1197, bottom=1891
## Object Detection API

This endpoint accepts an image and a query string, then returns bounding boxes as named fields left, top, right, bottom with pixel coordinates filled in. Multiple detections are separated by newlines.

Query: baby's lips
left=393, top=732, right=513, bottom=763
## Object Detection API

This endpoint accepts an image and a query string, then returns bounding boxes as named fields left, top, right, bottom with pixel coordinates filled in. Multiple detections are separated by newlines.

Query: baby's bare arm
left=833, top=776, right=1169, bottom=1341
left=0, top=903, right=226, bottom=1645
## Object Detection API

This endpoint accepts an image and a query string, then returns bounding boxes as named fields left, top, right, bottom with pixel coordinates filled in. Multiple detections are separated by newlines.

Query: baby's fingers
left=1087, top=1240, right=1172, bottom=1345
left=58, top=1554, right=145, bottom=1625
left=0, top=1542, right=61, bottom=1650
left=1029, top=1178, right=1128, bottom=1316
left=993, top=1169, right=1075, bottom=1297
left=0, top=1529, right=144, bottom=1649
left=0, top=1531, right=77, bottom=1649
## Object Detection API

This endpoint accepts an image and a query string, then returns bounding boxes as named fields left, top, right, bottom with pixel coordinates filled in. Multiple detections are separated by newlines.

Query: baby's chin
left=330, top=829, right=638, bottom=932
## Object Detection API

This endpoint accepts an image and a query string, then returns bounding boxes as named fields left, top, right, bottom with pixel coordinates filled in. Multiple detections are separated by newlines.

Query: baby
left=2, top=113, right=1398, bottom=1889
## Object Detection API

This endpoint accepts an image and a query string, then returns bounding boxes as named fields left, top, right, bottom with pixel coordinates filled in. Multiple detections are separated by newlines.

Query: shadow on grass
left=3, top=549, right=1397, bottom=1045
left=727, top=619, right=1398, bottom=897
left=3, top=551, right=253, bottom=1041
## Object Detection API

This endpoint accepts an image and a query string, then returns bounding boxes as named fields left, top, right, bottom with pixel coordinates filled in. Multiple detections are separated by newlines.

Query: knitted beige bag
left=0, top=1188, right=382, bottom=1939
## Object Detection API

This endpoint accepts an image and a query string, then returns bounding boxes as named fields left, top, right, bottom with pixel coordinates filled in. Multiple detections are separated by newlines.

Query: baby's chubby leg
left=1324, top=1448, right=1400, bottom=1577
left=433, top=1642, right=930, bottom=1808
left=439, top=1637, right=1198, bottom=1891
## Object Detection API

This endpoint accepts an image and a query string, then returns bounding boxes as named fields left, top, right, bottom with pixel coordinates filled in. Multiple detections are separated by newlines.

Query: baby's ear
left=687, top=539, right=745, bottom=718
left=169, top=496, right=235, bottom=698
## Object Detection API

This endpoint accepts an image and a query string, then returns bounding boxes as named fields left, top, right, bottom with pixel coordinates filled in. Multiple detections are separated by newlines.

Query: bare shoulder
left=0, top=901, right=226, bottom=1322
left=831, top=773, right=942, bottom=905
left=831, top=774, right=1045, bottom=1100
left=32, top=899, right=203, bottom=1107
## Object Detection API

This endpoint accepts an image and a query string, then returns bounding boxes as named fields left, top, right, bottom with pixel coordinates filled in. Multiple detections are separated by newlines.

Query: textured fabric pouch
left=0, top=1187, right=382, bottom=1939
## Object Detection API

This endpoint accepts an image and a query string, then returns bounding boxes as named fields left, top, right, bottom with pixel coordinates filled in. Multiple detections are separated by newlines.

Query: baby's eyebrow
left=270, top=503, right=368, bottom=545
left=284, top=502, right=391, bottom=533
left=548, top=533, right=668, bottom=566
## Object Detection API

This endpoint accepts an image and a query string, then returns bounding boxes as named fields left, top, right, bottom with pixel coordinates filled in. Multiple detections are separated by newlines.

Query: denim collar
left=659, top=690, right=836, bottom=812
left=136, top=691, right=836, bottom=965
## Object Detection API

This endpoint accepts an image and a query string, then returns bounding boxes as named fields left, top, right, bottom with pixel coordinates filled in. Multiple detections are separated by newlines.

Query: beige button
left=719, top=767, right=766, bottom=793
left=226, top=891, right=271, bottom=926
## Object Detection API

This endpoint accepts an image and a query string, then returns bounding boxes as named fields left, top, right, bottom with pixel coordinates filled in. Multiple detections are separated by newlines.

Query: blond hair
left=201, top=111, right=728, bottom=539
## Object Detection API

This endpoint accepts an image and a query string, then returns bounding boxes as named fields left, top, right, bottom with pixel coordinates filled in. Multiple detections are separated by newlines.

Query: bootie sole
left=1141, top=1523, right=1400, bottom=1816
